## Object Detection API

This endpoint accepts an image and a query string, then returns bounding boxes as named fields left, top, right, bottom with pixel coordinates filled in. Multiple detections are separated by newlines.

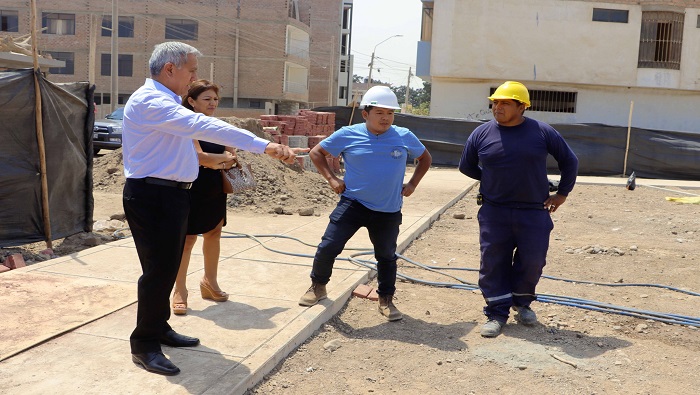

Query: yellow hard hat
left=488, top=81, right=530, bottom=108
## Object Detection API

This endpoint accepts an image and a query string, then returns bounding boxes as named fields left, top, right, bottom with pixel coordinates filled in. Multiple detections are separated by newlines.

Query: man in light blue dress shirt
left=123, top=41, right=303, bottom=376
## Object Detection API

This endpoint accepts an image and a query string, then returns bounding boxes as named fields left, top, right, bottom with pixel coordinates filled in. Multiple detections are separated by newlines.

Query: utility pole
left=367, top=51, right=375, bottom=86
left=110, top=0, right=119, bottom=112
left=328, top=36, right=335, bottom=106
left=367, top=34, right=402, bottom=88
left=404, top=67, right=412, bottom=113
left=88, top=14, right=96, bottom=86
left=233, top=0, right=240, bottom=108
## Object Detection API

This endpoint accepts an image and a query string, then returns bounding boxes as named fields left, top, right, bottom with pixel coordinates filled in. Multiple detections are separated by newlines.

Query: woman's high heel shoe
left=200, top=280, right=229, bottom=302
left=172, top=290, right=188, bottom=315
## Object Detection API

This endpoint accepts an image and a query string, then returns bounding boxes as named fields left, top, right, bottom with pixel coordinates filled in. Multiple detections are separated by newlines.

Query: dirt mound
left=0, top=117, right=338, bottom=265
left=92, top=117, right=337, bottom=215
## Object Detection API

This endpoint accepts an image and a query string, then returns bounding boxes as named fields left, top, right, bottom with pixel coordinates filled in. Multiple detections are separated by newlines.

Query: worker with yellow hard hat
left=487, top=81, right=531, bottom=126
left=458, top=81, right=579, bottom=337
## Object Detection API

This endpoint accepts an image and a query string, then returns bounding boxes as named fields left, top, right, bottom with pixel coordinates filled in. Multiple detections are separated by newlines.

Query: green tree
left=390, top=82, right=431, bottom=114
left=411, top=102, right=431, bottom=116
left=351, top=76, right=431, bottom=115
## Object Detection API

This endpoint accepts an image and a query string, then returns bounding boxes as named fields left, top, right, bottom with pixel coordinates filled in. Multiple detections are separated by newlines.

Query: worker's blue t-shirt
left=321, top=123, right=426, bottom=213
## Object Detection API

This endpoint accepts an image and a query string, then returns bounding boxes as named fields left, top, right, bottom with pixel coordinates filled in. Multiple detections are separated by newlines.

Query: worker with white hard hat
left=299, top=85, right=432, bottom=321
left=459, top=81, right=579, bottom=337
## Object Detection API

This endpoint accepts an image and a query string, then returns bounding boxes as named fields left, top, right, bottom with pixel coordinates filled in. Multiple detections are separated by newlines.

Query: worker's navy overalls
left=477, top=200, right=553, bottom=322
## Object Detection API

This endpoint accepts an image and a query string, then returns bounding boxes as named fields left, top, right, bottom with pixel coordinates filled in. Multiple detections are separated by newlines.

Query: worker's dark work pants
left=311, top=197, right=402, bottom=296
left=123, top=179, right=190, bottom=354
left=477, top=203, right=553, bottom=322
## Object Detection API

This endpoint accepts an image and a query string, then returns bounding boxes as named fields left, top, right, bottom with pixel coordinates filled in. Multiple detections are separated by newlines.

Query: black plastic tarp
left=313, top=106, right=700, bottom=181
left=0, top=69, right=94, bottom=247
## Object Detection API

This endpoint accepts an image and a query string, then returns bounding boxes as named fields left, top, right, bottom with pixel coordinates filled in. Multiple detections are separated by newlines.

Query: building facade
left=307, top=0, right=353, bottom=108
left=0, top=0, right=352, bottom=117
left=417, top=0, right=700, bottom=132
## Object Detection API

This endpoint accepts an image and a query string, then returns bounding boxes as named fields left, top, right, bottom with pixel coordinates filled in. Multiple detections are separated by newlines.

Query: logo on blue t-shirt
left=390, top=148, right=404, bottom=159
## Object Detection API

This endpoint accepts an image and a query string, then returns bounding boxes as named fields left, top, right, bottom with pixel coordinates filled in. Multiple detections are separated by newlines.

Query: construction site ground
left=1, top=150, right=699, bottom=394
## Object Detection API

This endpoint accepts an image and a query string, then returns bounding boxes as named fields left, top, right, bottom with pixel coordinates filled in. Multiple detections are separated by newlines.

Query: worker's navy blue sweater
left=459, top=117, right=578, bottom=208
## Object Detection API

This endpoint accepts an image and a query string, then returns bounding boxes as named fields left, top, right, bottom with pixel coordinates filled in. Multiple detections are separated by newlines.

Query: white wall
left=679, top=10, right=700, bottom=89
left=431, top=78, right=700, bottom=132
left=432, top=0, right=644, bottom=86
left=429, top=0, right=700, bottom=132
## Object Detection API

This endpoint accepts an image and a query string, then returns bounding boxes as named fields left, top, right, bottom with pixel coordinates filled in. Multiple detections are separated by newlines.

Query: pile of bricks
left=1, top=253, right=26, bottom=274
left=259, top=110, right=341, bottom=174
left=352, top=284, right=379, bottom=301
left=259, top=110, right=336, bottom=145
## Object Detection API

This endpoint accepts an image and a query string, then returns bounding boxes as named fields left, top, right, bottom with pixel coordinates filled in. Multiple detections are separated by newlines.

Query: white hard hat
left=360, top=86, right=401, bottom=110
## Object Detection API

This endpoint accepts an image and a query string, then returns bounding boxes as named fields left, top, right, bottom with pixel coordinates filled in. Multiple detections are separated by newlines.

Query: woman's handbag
left=221, top=163, right=256, bottom=194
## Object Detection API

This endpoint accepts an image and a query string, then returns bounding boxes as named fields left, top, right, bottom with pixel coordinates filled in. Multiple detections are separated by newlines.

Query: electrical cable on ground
left=221, top=231, right=700, bottom=328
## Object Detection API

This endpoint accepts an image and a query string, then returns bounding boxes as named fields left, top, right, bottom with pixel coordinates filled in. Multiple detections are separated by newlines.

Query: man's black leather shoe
left=132, top=351, right=180, bottom=376
left=160, top=330, right=200, bottom=347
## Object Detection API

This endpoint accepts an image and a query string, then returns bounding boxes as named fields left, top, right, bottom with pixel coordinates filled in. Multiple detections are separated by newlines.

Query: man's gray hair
left=149, top=42, right=202, bottom=77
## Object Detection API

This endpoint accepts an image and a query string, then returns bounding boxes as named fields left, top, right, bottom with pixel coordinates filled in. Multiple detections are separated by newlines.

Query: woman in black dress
left=172, top=80, right=236, bottom=315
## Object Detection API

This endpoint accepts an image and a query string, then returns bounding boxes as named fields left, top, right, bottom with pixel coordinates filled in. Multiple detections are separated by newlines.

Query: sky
left=350, top=0, right=424, bottom=88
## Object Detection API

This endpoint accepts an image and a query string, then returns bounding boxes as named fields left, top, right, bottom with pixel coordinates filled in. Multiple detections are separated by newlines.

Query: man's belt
left=138, top=177, right=193, bottom=190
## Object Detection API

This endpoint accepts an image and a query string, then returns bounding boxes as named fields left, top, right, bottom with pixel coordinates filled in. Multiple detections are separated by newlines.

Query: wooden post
left=349, top=92, right=359, bottom=126
left=328, top=36, right=335, bottom=107
left=623, top=101, right=634, bottom=177
left=404, top=67, right=412, bottom=113
left=233, top=0, right=240, bottom=108
left=30, top=0, right=52, bottom=249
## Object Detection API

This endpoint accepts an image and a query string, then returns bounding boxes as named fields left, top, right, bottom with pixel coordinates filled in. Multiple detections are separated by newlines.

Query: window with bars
left=102, top=16, right=134, bottom=38
left=42, top=13, right=75, bottom=35
left=489, top=87, right=577, bottom=113
left=165, top=19, right=198, bottom=40
left=638, top=11, right=683, bottom=70
left=44, top=51, right=74, bottom=74
left=1, top=10, right=18, bottom=32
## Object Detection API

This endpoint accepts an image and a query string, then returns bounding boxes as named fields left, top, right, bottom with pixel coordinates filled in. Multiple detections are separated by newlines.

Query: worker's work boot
left=480, top=319, right=505, bottom=337
left=378, top=294, right=403, bottom=321
left=298, top=282, right=327, bottom=306
left=513, top=305, right=538, bottom=326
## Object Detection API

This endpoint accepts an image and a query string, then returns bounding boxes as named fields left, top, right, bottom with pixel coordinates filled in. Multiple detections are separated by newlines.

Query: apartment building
left=417, top=0, right=700, bottom=133
left=0, top=0, right=352, bottom=116
left=307, top=0, right=353, bottom=108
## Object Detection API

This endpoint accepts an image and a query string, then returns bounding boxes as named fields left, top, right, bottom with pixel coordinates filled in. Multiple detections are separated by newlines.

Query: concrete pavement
left=0, top=168, right=476, bottom=395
